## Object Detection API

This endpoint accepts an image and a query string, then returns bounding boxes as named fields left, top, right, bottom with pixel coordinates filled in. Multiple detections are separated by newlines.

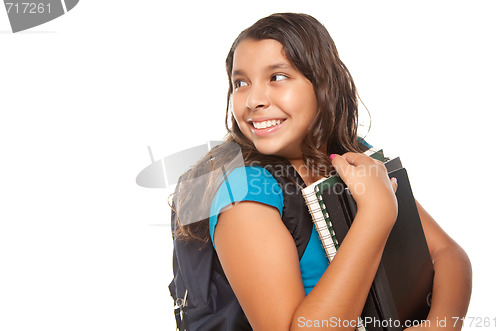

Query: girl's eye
left=234, top=80, right=248, bottom=89
left=271, top=74, right=288, bottom=82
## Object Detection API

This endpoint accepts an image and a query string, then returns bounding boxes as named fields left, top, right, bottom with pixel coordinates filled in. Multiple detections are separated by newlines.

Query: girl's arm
left=214, top=153, right=398, bottom=330
left=404, top=200, right=472, bottom=330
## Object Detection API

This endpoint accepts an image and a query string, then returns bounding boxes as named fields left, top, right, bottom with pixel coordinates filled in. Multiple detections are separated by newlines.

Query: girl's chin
left=253, top=145, right=282, bottom=157
left=253, top=144, right=298, bottom=160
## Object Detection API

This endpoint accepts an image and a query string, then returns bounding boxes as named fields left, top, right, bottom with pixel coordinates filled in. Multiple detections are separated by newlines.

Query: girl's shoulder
left=209, top=165, right=286, bottom=244
left=212, top=165, right=285, bottom=212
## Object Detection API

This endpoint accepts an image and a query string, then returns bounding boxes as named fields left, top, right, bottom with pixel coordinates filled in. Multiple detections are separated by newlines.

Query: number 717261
left=453, top=317, right=497, bottom=328
left=5, top=2, right=52, bottom=14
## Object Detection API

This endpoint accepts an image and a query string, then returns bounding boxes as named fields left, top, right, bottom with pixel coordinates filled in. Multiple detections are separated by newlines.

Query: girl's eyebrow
left=231, top=69, right=245, bottom=78
left=267, top=63, right=291, bottom=71
left=232, top=63, right=292, bottom=78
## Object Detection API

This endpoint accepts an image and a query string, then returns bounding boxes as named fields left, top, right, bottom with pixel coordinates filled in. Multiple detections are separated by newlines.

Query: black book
left=303, top=156, right=434, bottom=331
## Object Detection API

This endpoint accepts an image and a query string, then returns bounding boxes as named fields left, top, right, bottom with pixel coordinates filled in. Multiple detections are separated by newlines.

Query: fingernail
left=330, top=154, right=336, bottom=160
left=391, top=177, right=397, bottom=183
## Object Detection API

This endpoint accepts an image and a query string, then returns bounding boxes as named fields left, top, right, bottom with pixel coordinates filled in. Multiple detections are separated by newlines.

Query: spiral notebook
left=302, top=151, right=433, bottom=331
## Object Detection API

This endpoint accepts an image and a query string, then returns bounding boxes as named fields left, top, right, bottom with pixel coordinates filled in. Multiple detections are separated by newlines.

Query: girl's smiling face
left=231, top=39, right=318, bottom=161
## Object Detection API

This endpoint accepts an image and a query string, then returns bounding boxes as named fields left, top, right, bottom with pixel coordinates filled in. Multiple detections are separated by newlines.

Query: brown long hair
left=173, top=13, right=368, bottom=243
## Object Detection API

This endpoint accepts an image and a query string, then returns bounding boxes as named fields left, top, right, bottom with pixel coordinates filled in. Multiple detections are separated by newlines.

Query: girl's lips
left=250, top=119, right=287, bottom=136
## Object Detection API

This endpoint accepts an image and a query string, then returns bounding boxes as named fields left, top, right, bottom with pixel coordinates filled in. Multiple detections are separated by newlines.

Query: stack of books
left=301, top=149, right=434, bottom=331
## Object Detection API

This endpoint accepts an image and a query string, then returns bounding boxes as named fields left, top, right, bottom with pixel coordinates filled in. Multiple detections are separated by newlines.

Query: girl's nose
left=245, top=85, right=270, bottom=111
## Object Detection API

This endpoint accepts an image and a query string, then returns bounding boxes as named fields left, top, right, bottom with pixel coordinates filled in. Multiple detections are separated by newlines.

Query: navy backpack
left=168, top=163, right=313, bottom=331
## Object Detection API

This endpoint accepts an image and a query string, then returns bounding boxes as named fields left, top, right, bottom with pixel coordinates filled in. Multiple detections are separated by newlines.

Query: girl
left=174, top=13, right=472, bottom=330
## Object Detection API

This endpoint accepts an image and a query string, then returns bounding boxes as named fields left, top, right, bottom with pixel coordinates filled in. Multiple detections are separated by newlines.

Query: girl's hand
left=330, top=152, right=398, bottom=225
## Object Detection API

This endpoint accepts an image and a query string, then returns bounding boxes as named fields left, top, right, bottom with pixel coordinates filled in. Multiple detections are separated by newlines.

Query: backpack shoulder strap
left=265, top=164, right=312, bottom=260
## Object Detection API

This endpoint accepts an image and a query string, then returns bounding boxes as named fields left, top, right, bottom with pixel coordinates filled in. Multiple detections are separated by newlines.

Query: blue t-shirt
left=209, top=166, right=329, bottom=295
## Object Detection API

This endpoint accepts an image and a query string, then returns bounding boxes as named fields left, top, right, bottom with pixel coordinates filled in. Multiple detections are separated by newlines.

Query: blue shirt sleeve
left=357, top=136, right=373, bottom=149
left=209, top=166, right=284, bottom=246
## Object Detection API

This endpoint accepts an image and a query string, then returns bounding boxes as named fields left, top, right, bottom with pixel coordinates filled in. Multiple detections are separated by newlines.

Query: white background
left=1, top=1, right=499, bottom=330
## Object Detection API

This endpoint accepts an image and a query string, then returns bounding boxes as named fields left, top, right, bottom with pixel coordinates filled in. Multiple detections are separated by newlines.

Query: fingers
left=330, top=152, right=382, bottom=172
left=330, top=153, right=350, bottom=181
left=339, top=152, right=382, bottom=167
left=390, top=177, right=398, bottom=193
left=340, top=152, right=369, bottom=166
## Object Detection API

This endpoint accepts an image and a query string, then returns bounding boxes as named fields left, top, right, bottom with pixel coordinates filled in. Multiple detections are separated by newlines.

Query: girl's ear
left=227, top=96, right=237, bottom=129
left=228, top=96, right=234, bottom=112
left=228, top=97, right=236, bottom=119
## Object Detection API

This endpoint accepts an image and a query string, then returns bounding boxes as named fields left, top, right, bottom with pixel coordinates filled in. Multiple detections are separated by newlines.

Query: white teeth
left=252, top=119, right=282, bottom=129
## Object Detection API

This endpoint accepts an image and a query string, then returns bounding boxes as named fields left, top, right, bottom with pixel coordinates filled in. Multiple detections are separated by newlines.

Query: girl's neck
left=288, top=159, right=326, bottom=186
left=288, top=142, right=329, bottom=186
